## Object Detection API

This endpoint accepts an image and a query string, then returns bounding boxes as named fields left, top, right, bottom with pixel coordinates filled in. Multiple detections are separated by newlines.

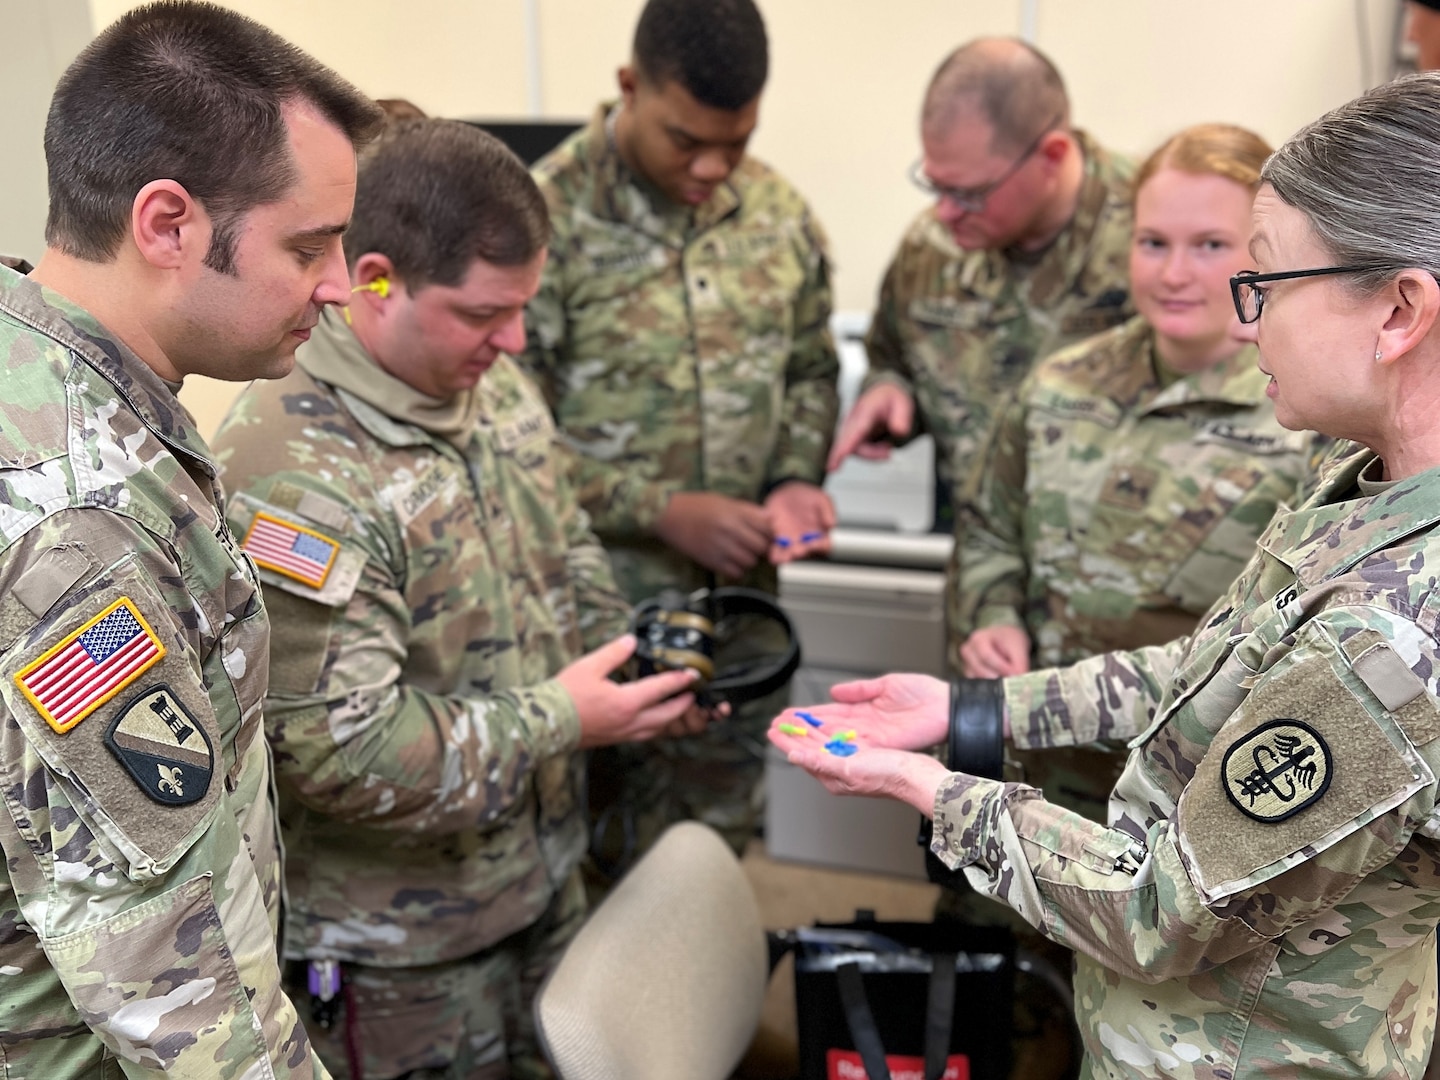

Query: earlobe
left=1376, top=271, right=1440, bottom=365
left=131, top=179, right=198, bottom=270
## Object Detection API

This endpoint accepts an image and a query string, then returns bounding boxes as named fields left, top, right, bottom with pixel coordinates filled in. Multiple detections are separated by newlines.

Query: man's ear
left=617, top=65, right=638, bottom=108
left=130, top=179, right=202, bottom=270
left=1376, top=269, right=1440, bottom=367
left=344, top=253, right=400, bottom=329
left=1036, top=129, right=1071, bottom=169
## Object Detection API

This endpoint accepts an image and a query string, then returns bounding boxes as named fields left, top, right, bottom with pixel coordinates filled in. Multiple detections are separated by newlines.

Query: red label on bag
left=826, top=1049, right=970, bottom=1080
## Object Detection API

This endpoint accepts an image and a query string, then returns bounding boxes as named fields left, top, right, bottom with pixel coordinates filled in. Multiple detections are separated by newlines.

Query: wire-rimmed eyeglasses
left=909, top=115, right=1064, bottom=215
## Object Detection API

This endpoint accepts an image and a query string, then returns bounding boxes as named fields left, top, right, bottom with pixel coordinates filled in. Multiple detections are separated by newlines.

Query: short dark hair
left=343, top=120, right=550, bottom=287
left=633, top=0, right=768, bottom=111
left=922, top=38, right=1070, bottom=155
left=45, top=1, right=383, bottom=273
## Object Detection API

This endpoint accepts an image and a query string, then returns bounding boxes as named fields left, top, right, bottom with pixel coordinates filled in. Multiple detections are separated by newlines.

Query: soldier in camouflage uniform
left=774, top=74, right=1440, bottom=1079
left=214, top=120, right=705, bottom=1080
left=830, top=38, right=1132, bottom=529
left=0, top=5, right=382, bottom=1075
left=953, top=125, right=1325, bottom=824
left=521, top=0, right=838, bottom=872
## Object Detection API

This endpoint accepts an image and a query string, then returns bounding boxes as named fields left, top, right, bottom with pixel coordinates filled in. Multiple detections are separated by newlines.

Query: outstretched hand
left=767, top=710, right=951, bottom=815
left=764, top=672, right=955, bottom=815
left=772, top=673, right=950, bottom=752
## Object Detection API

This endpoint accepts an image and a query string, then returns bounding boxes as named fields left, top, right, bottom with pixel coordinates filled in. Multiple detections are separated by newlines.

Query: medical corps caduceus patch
left=1222, top=719, right=1333, bottom=822
left=103, top=684, right=214, bottom=806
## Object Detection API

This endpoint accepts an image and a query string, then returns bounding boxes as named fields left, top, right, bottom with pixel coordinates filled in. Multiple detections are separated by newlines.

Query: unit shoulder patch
left=104, top=684, right=213, bottom=806
left=1179, top=638, right=1423, bottom=904
left=241, top=511, right=339, bottom=589
left=14, top=596, right=166, bottom=734
left=3, top=574, right=226, bottom=876
left=1221, top=718, right=1332, bottom=822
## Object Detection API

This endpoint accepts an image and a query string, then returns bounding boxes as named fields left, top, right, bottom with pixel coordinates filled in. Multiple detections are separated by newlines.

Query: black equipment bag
left=791, top=912, right=1013, bottom=1080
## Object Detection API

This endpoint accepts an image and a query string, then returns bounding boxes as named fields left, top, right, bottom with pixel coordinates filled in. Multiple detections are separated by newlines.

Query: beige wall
left=63, top=1, right=1411, bottom=435
left=0, top=0, right=91, bottom=265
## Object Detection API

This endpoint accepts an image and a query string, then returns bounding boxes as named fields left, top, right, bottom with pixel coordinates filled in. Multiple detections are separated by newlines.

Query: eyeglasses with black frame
left=909, top=114, right=1065, bottom=214
left=1229, top=265, right=1384, bottom=324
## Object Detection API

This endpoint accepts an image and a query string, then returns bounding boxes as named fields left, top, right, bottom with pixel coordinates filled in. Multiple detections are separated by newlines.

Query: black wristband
left=948, top=678, right=1005, bottom=780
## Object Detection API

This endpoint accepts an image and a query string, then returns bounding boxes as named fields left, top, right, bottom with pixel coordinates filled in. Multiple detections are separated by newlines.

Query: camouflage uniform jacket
left=521, top=104, right=839, bottom=598
left=952, top=315, right=1322, bottom=666
left=863, top=131, right=1134, bottom=498
left=931, top=444, right=1440, bottom=1078
left=0, top=266, right=322, bottom=1076
left=212, top=309, right=630, bottom=968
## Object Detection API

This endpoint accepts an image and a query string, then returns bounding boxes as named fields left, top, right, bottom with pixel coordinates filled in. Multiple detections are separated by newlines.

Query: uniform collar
left=582, top=102, right=742, bottom=242
left=1259, top=449, right=1440, bottom=586
left=296, top=307, right=482, bottom=450
left=0, top=264, right=215, bottom=474
left=1141, top=338, right=1271, bottom=415
left=1065, top=317, right=1269, bottom=415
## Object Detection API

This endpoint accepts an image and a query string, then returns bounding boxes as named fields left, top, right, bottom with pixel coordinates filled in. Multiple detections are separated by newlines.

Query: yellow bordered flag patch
left=241, top=511, right=339, bottom=589
left=15, top=596, right=167, bottom=735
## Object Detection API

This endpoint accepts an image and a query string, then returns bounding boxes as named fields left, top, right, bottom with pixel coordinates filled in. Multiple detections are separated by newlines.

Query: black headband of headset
left=630, top=586, right=801, bottom=708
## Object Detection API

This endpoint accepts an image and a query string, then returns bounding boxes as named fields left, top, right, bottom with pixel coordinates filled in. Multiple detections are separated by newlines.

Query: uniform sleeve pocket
left=1177, top=620, right=1432, bottom=907
left=43, top=873, right=263, bottom=1071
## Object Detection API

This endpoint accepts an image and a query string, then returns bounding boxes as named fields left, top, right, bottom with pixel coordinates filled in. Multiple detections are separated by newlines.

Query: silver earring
left=1376, top=351, right=1383, bottom=360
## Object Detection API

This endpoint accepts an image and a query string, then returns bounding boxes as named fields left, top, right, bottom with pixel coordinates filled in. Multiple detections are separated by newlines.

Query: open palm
left=770, top=673, right=949, bottom=753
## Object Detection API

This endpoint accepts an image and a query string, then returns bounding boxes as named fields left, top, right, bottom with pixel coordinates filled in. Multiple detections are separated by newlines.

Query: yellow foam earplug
left=344, top=276, right=390, bottom=324
left=352, top=276, right=390, bottom=297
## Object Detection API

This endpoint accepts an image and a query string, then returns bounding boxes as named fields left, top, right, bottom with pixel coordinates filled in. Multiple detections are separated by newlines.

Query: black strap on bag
left=835, top=953, right=959, bottom=1080
left=836, top=962, right=893, bottom=1080
left=924, top=952, right=958, bottom=1080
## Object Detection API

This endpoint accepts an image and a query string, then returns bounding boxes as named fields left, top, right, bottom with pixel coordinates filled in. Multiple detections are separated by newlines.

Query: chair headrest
left=536, top=822, right=769, bottom=1080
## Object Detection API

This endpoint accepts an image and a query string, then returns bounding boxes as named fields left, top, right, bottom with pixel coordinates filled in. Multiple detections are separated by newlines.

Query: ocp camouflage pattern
left=863, top=131, right=1134, bottom=502
left=212, top=309, right=630, bottom=976
left=521, top=104, right=839, bottom=600
left=951, top=317, right=1324, bottom=820
left=933, top=443, right=1440, bottom=1078
left=0, top=265, right=322, bottom=1076
left=521, top=104, right=837, bottom=872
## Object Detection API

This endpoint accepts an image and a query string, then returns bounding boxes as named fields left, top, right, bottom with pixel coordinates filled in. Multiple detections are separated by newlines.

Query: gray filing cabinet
left=767, top=529, right=952, bottom=880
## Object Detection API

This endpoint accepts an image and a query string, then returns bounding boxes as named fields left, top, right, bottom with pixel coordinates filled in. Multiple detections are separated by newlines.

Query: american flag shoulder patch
left=15, top=596, right=167, bottom=735
left=241, top=511, right=340, bottom=589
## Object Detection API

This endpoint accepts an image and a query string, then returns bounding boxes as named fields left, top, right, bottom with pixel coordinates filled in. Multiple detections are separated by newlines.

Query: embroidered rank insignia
left=1098, top=464, right=1159, bottom=512
left=1222, top=719, right=1332, bottom=822
left=15, top=597, right=166, bottom=734
left=242, top=511, right=339, bottom=589
left=104, top=684, right=212, bottom=806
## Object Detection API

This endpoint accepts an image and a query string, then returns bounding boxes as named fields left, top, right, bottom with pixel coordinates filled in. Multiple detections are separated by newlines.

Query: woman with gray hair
left=772, top=72, right=1440, bottom=1079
